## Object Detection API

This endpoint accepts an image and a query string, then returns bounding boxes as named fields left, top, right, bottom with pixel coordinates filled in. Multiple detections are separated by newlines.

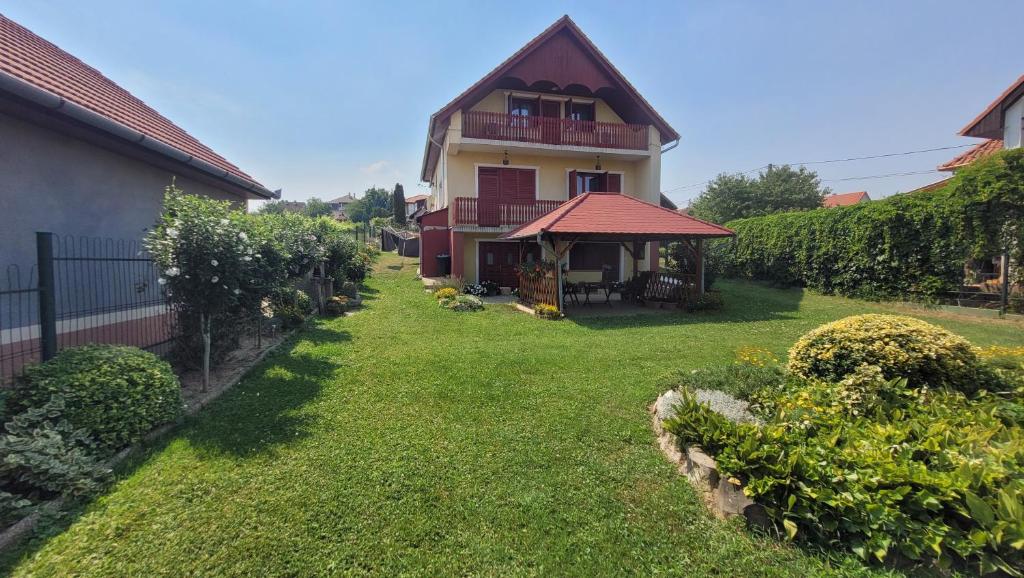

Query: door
left=479, top=242, right=540, bottom=288
left=540, top=100, right=561, bottom=145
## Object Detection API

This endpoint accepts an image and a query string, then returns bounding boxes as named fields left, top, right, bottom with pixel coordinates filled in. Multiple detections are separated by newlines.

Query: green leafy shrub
left=271, top=288, right=312, bottom=328
left=534, top=303, right=562, bottom=320
left=11, top=346, right=181, bottom=452
left=788, top=314, right=993, bottom=394
left=685, top=291, right=723, bottom=312
left=434, top=287, right=459, bottom=301
left=676, top=362, right=784, bottom=401
left=439, top=295, right=483, bottom=312
left=714, top=149, right=1024, bottom=299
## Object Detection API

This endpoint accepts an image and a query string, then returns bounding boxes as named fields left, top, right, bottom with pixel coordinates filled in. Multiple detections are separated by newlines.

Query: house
left=934, top=74, right=1024, bottom=291
left=328, top=193, right=357, bottom=219
left=823, top=191, right=870, bottom=207
left=0, top=14, right=276, bottom=272
left=418, top=16, right=730, bottom=291
left=405, top=194, right=429, bottom=218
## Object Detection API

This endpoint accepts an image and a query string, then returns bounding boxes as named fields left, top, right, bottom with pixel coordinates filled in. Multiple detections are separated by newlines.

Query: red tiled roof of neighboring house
left=405, top=194, right=429, bottom=204
left=0, top=14, right=271, bottom=197
left=908, top=177, right=954, bottom=194
left=937, top=139, right=1003, bottom=172
left=960, top=75, right=1024, bottom=139
left=822, top=191, right=870, bottom=207
left=501, top=192, right=734, bottom=240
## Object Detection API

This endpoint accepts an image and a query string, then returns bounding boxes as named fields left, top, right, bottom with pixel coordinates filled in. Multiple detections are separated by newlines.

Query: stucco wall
left=1005, top=98, right=1024, bottom=149
left=0, top=112, right=246, bottom=272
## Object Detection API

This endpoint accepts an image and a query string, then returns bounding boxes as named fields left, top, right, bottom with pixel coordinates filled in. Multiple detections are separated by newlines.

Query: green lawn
left=5, top=253, right=1023, bottom=576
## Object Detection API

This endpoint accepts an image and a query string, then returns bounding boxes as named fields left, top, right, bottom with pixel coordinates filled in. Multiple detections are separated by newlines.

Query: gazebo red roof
left=500, top=193, right=734, bottom=240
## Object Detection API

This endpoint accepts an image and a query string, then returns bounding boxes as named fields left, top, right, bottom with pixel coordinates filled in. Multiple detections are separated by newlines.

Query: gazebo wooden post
left=631, top=239, right=641, bottom=279
left=696, top=238, right=705, bottom=295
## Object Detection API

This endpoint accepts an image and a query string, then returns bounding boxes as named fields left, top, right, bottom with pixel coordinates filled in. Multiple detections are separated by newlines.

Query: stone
left=683, top=446, right=719, bottom=491
left=715, top=476, right=756, bottom=516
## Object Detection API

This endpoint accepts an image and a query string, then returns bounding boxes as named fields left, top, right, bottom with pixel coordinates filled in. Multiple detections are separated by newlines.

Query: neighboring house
left=823, top=191, right=870, bottom=207
left=417, top=16, right=693, bottom=287
left=405, top=194, right=429, bottom=218
left=0, top=13, right=276, bottom=272
left=934, top=74, right=1024, bottom=291
left=328, top=193, right=357, bottom=219
left=278, top=201, right=308, bottom=213
left=0, top=14, right=275, bottom=379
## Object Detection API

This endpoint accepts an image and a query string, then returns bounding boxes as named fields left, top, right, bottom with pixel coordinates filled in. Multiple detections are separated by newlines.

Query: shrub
left=667, top=377, right=1024, bottom=575
left=435, top=287, right=459, bottom=301
left=0, top=396, right=109, bottom=506
left=685, top=291, right=723, bottom=312
left=271, top=288, right=312, bottom=328
left=439, top=295, right=483, bottom=312
left=324, top=295, right=350, bottom=316
left=11, top=346, right=181, bottom=452
left=533, top=303, right=562, bottom=320
left=676, top=362, right=784, bottom=401
left=788, top=314, right=992, bottom=394
left=481, top=280, right=500, bottom=295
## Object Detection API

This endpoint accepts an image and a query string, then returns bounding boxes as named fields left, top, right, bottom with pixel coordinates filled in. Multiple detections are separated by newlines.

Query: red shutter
left=499, top=167, right=518, bottom=202
left=606, top=173, right=621, bottom=193
left=516, top=169, right=536, bottom=203
left=478, top=167, right=499, bottom=226
left=568, top=170, right=578, bottom=198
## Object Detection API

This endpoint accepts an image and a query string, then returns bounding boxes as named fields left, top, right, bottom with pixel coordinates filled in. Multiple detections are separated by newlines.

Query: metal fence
left=1, top=232, right=174, bottom=384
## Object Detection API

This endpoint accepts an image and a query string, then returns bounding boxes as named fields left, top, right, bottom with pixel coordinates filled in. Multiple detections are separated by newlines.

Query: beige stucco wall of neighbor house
left=0, top=112, right=246, bottom=271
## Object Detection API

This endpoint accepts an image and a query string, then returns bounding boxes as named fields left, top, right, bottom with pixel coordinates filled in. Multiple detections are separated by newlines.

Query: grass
left=4, top=253, right=1023, bottom=576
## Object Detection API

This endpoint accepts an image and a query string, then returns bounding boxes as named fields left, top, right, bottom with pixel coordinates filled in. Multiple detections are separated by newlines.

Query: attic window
left=567, top=101, right=595, bottom=122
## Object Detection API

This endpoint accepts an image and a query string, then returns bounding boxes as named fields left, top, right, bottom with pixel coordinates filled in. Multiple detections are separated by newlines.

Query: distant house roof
left=421, top=15, right=679, bottom=181
left=908, top=177, right=955, bottom=194
left=405, top=194, right=429, bottom=204
left=329, top=194, right=357, bottom=204
left=937, top=139, right=1003, bottom=172
left=960, top=75, right=1024, bottom=140
left=823, top=191, right=870, bottom=207
left=0, top=14, right=275, bottom=199
left=501, top=192, right=733, bottom=240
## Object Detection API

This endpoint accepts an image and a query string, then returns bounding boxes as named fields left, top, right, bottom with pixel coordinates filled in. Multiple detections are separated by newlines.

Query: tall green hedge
left=716, top=148, right=1024, bottom=299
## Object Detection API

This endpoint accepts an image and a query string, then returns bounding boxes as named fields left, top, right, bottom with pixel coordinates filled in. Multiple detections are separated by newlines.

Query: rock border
left=0, top=325, right=300, bottom=553
left=651, top=390, right=768, bottom=527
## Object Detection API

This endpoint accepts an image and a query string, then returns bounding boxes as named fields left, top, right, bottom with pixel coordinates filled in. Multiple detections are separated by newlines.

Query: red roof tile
left=501, top=193, right=734, bottom=239
left=0, top=14, right=267, bottom=194
left=405, top=194, right=430, bottom=204
left=937, top=139, right=1003, bottom=172
left=822, top=191, right=870, bottom=207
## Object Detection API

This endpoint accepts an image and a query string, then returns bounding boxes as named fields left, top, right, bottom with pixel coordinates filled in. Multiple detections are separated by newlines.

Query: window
left=567, top=101, right=595, bottom=122
left=575, top=172, right=604, bottom=194
left=509, top=97, right=537, bottom=117
left=569, top=243, right=620, bottom=274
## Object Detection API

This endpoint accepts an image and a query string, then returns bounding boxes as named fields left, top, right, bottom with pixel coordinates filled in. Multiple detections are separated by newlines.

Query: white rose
left=166, top=228, right=178, bottom=238
left=158, top=278, right=167, bottom=285
left=211, top=259, right=219, bottom=267
left=211, top=276, right=219, bottom=283
left=166, top=266, right=180, bottom=277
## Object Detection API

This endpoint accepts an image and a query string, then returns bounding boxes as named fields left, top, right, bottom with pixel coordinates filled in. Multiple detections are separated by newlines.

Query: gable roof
left=329, top=193, right=357, bottom=204
left=937, top=138, right=1003, bottom=172
left=823, top=191, right=870, bottom=207
left=0, top=14, right=275, bottom=199
left=421, top=15, right=679, bottom=181
left=405, top=194, right=429, bottom=204
left=501, top=192, right=733, bottom=240
left=960, top=74, right=1024, bottom=140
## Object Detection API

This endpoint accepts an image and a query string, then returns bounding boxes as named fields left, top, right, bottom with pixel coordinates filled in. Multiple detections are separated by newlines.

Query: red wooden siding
left=478, top=242, right=540, bottom=287
left=463, top=111, right=649, bottom=151
left=418, top=208, right=450, bottom=277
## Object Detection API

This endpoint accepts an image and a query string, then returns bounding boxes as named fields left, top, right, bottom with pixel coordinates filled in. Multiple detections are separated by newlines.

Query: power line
left=822, top=169, right=940, bottom=183
left=662, top=143, right=973, bottom=194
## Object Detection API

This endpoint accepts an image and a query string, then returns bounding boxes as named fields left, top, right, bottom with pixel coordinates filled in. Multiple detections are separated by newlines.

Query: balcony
left=453, top=197, right=563, bottom=228
left=462, top=111, right=649, bottom=152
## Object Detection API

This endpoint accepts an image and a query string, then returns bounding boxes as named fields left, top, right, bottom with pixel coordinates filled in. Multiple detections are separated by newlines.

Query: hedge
left=715, top=148, right=1024, bottom=299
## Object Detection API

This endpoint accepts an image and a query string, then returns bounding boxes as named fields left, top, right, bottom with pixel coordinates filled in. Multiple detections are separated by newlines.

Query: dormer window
left=567, top=101, right=595, bottom=122
left=509, top=97, right=538, bottom=117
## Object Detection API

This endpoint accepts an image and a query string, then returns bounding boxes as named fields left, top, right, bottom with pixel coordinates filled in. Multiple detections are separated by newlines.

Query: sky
left=4, top=1, right=1022, bottom=208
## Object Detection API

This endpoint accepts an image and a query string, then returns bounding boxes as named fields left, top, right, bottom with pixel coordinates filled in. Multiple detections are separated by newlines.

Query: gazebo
left=500, top=192, right=734, bottom=311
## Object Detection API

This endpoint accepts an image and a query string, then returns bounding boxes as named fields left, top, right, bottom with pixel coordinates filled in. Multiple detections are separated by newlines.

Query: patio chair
left=561, top=264, right=580, bottom=306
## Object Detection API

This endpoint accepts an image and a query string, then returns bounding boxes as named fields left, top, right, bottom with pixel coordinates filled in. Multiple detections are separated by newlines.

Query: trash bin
left=436, top=253, right=451, bottom=276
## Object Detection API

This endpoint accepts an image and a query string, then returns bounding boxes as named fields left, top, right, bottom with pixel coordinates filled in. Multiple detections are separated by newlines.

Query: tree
left=256, top=200, right=288, bottom=215
left=392, top=183, right=406, bottom=226
left=303, top=197, right=333, bottom=218
left=346, top=187, right=392, bottom=223
left=689, top=165, right=829, bottom=224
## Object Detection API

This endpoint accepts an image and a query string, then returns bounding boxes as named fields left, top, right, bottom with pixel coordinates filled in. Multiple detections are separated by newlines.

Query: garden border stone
left=651, top=390, right=768, bottom=527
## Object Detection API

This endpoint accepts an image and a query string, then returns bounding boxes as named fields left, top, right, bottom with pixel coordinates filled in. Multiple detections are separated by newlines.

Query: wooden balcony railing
left=462, top=111, right=649, bottom=151
left=453, top=197, right=563, bottom=228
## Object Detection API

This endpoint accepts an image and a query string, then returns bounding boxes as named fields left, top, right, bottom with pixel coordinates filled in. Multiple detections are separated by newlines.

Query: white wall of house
left=1004, top=97, right=1024, bottom=149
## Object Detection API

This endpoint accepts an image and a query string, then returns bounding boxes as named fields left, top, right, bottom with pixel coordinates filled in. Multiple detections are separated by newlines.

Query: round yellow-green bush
left=434, top=287, right=459, bottom=300
left=788, top=314, right=987, bottom=393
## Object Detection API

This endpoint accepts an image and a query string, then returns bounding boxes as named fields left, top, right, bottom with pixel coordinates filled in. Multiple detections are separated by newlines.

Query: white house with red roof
left=0, top=13, right=276, bottom=272
left=416, top=15, right=727, bottom=295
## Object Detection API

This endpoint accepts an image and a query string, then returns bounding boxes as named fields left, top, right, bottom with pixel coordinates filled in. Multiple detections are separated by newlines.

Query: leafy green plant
left=324, top=295, right=351, bottom=316
left=10, top=346, right=182, bottom=453
left=788, top=314, right=995, bottom=394
left=271, top=288, right=312, bottom=328
left=533, top=303, right=562, bottom=320
left=434, top=287, right=459, bottom=301
left=676, top=362, right=784, bottom=400
left=685, top=291, right=724, bottom=312
left=439, top=295, right=483, bottom=312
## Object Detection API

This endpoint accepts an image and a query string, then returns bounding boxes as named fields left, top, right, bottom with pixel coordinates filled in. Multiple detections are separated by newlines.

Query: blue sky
left=4, top=1, right=1022, bottom=206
